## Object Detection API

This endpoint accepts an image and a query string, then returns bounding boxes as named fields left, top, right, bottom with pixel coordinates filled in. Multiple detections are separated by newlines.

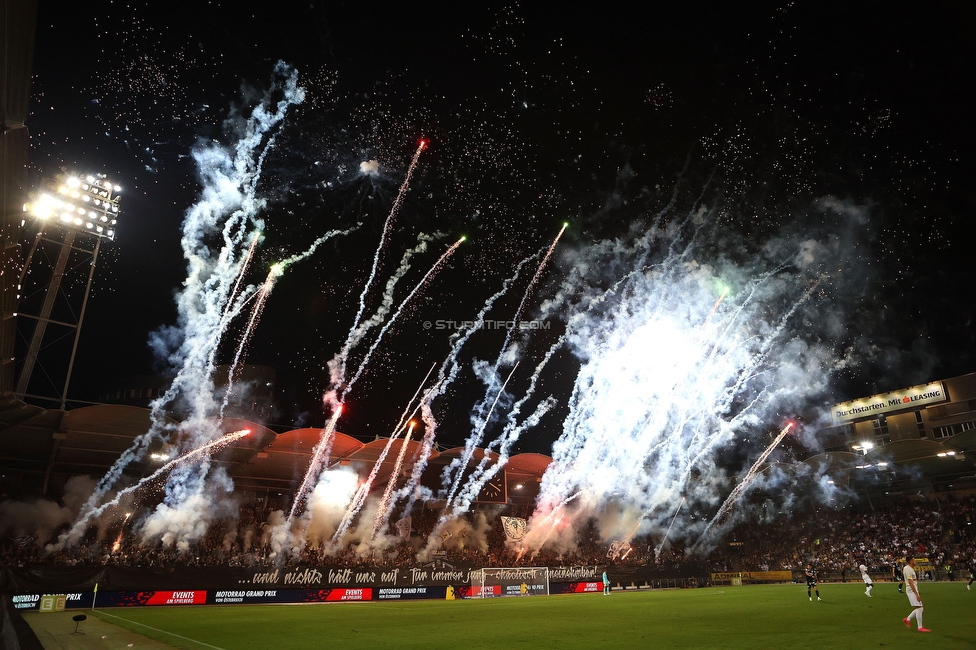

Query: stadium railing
left=1, top=595, right=44, bottom=650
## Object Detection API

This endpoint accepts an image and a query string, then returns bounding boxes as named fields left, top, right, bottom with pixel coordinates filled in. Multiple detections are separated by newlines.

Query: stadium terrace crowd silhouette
left=3, top=494, right=976, bottom=582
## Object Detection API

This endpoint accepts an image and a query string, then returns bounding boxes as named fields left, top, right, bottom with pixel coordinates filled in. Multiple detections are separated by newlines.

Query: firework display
left=4, top=3, right=975, bottom=584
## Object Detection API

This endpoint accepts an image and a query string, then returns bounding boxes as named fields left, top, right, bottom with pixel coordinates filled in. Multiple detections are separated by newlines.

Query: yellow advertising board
left=711, top=571, right=793, bottom=584
left=38, top=595, right=66, bottom=612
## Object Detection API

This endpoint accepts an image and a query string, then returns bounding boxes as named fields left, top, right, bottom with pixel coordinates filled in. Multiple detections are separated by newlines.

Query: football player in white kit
left=901, top=558, right=931, bottom=632
left=859, top=564, right=873, bottom=597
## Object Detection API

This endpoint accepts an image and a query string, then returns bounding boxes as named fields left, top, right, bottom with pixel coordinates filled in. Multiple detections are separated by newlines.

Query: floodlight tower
left=15, top=173, right=121, bottom=408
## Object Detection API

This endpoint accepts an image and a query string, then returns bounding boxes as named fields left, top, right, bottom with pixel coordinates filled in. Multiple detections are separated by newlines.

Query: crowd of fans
left=3, top=493, right=976, bottom=580
left=704, top=494, right=976, bottom=578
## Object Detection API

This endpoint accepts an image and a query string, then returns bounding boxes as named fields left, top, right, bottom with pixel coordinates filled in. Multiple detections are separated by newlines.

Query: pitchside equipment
left=473, top=567, right=550, bottom=597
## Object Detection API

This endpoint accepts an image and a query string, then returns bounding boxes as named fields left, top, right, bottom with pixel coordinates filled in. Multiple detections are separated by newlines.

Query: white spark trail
left=341, top=237, right=465, bottom=398
left=328, top=233, right=442, bottom=392
left=298, top=235, right=463, bottom=529
left=289, top=406, right=343, bottom=521
left=388, top=363, right=437, bottom=443
left=222, top=225, right=359, bottom=414
left=340, top=141, right=427, bottom=382
left=694, top=421, right=795, bottom=550
left=73, top=63, right=304, bottom=528
left=496, top=223, right=567, bottom=362
left=331, top=425, right=408, bottom=546
left=655, top=497, right=686, bottom=556
left=224, top=233, right=262, bottom=320
left=54, top=430, right=251, bottom=548
left=473, top=225, right=567, bottom=426
left=370, top=423, right=415, bottom=541
left=444, top=227, right=566, bottom=519
left=394, top=254, right=539, bottom=515
left=444, top=362, right=519, bottom=508
left=448, top=395, right=557, bottom=519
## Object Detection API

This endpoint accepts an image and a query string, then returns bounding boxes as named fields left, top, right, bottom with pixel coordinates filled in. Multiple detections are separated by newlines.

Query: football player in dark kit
left=805, top=564, right=822, bottom=601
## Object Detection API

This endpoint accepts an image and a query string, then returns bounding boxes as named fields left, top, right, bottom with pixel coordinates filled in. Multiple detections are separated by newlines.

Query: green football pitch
left=67, top=582, right=972, bottom=649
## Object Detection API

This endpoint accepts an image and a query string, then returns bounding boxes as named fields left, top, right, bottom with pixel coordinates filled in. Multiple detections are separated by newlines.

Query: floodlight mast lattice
left=15, top=173, right=121, bottom=409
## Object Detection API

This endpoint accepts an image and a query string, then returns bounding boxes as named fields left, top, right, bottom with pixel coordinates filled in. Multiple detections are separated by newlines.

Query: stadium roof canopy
left=346, top=437, right=433, bottom=492
left=0, top=399, right=558, bottom=503
left=11, top=396, right=973, bottom=504
left=202, top=427, right=363, bottom=492
left=793, top=440, right=975, bottom=495
left=505, top=453, right=552, bottom=476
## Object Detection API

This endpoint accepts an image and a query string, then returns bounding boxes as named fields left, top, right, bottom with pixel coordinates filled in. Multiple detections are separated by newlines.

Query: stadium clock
left=480, top=474, right=506, bottom=502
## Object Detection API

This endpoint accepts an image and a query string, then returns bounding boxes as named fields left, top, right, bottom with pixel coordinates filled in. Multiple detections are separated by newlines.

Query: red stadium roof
left=437, top=446, right=500, bottom=464
left=347, top=437, right=434, bottom=491
left=206, top=417, right=278, bottom=467
left=351, top=437, right=428, bottom=463
left=265, top=428, right=364, bottom=458
left=0, top=398, right=546, bottom=501
left=233, top=428, right=364, bottom=490
left=505, top=453, right=552, bottom=478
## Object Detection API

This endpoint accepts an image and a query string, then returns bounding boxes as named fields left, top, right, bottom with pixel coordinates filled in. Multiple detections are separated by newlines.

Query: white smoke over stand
left=516, top=200, right=864, bottom=557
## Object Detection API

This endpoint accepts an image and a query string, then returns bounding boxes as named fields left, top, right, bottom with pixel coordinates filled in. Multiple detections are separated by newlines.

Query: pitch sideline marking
left=96, top=610, right=227, bottom=650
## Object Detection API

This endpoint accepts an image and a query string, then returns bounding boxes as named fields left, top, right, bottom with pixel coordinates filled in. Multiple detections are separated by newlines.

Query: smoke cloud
left=0, top=476, right=96, bottom=545
left=515, top=197, right=868, bottom=556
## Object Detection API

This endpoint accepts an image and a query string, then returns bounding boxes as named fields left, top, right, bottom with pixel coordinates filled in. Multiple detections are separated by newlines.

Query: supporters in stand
left=3, top=493, right=975, bottom=577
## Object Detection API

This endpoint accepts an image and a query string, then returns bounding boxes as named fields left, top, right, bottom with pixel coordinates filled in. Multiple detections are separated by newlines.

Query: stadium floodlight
left=851, top=440, right=875, bottom=454
left=15, top=171, right=123, bottom=410
left=27, top=173, right=122, bottom=240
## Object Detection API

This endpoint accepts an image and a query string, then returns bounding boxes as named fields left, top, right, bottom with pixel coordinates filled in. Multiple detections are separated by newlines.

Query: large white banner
left=832, top=381, right=947, bottom=423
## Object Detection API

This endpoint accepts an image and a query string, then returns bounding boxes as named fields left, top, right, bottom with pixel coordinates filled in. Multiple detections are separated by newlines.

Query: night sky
left=23, top=1, right=976, bottom=453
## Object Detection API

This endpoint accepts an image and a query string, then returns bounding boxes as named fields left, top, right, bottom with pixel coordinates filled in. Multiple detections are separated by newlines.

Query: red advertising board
left=566, top=582, right=601, bottom=593
left=324, top=588, right=372, bottom=601
left=145, top=590, right=208, bottom=605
